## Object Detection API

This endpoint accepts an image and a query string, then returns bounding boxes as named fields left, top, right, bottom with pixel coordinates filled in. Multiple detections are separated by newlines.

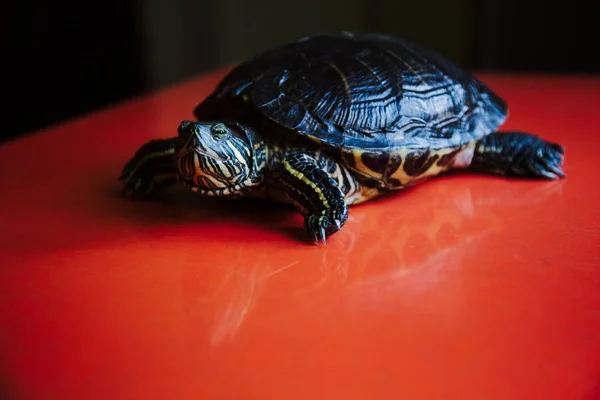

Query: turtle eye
left=211, top=123, right=230, bottom=140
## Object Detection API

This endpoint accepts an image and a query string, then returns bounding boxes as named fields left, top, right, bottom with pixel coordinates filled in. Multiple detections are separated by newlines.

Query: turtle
left=119, top=32, right=565, bottom=244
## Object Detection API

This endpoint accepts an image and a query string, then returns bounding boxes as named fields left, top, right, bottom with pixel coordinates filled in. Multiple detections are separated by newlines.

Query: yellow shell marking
left=347, top=144, right=473, bottom=188
left=388, top=148, right=457, bottom=184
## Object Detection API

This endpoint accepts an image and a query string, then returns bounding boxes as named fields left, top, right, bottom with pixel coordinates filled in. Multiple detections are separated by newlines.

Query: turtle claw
left=319, top=227, right=327, bottom=245
left=304, top=209, right=347, bottom=245
left=309, top=223, right=327, bottom=246
left=530, top=143, right=566, bottom=180
left=334, top=219, right=341, bottom=230
left=533, top=161, right=565, bottom=180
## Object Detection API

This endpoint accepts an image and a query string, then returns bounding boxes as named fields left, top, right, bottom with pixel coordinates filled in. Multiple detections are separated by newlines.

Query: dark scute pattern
left=404, top=151, right=439, bottom=176
left=359, top=151, right=403, bottom=182
left=209, top=32, right=509, bottom=150
left=361, top=151, right=390, bottom=174
left=339, top=151, right=356, bottom=167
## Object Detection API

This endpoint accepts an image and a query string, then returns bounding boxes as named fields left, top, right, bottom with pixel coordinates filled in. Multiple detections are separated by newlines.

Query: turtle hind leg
left=469, top=131, right=565, bottom=179
left=119, top=137, right=179, bottom=199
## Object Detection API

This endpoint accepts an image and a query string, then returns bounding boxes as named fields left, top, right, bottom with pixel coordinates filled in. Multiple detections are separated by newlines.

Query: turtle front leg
left=276, top=152, right=348, bottom=244
left=119, top=138, right=179, bottom=199
left=469, top=131, right=566, bottom=179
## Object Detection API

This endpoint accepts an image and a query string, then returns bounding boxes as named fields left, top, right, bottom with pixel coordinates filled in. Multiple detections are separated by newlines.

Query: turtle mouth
left=179, top=177, right=250, bottom=197
left=175, top=150, right=231, bottom=183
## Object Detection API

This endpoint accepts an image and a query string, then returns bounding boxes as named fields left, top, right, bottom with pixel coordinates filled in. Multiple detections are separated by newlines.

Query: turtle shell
left=198, top=32, right=508, bottom=151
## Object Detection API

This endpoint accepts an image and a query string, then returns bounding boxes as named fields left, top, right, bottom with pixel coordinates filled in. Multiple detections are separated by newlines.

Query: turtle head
left=175, top=120, right=261, bottom=196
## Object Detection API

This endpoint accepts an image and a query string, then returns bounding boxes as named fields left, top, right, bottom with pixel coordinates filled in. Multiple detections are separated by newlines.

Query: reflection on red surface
left=0, top=72, right=599, bottom=399
left=181, top=179, right=567, bottom=347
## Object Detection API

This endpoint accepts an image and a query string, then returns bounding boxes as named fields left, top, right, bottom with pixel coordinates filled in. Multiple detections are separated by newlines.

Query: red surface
left=1, top=70, right=600, bottom=399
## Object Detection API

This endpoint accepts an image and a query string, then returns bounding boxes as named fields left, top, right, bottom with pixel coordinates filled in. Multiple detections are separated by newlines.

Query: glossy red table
left=1, top=70, right=599, bottom=400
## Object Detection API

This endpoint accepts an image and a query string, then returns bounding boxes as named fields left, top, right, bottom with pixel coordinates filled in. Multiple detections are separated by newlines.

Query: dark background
left=2, top=0, right=599, bottom=142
